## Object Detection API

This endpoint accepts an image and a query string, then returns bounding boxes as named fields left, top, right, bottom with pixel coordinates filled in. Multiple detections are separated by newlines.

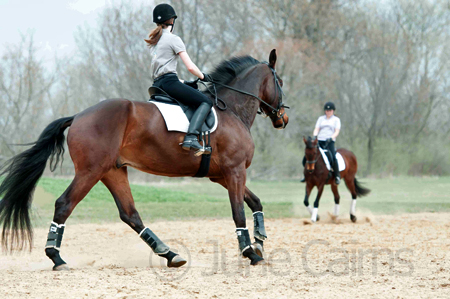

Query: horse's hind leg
left=45, top=171, right=103, bottom=270
left=101, top=167, right=186, bottom=268
left=344, top=176, right=358, bottom=223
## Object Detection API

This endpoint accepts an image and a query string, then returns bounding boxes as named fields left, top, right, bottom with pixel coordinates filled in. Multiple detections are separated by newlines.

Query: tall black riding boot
left=300, top=156, right=306, bottom=182
left=333, top=158, right=341, bottom=184
left=182, top=102, right=211, bottom=155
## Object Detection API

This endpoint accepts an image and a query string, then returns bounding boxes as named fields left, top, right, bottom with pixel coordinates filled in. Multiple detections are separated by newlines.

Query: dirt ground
left=0, top=213, right=449, bottom=298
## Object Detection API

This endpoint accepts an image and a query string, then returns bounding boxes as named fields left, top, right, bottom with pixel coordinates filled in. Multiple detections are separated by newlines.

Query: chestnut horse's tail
left=0, top=116, right=75, bottom=251
left=354, top=178, right=370, bottom=197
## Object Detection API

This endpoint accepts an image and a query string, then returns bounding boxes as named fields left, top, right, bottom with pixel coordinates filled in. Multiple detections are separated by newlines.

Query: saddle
left=318, top=146, right=346, bottom=172
left=148, top=87, right=216, bottom=132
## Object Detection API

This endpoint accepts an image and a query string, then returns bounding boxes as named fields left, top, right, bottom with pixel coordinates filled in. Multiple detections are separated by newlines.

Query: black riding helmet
left=153, top=3, right=177, bottom=24
left=324, top=102, right=336, bottom=111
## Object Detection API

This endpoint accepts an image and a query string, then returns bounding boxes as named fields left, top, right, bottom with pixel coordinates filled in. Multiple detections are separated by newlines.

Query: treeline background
left=1, top=0, right=449, bottom=180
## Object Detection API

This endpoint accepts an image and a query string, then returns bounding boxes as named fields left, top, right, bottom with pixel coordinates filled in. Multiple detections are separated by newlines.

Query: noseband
left=305, top=144, right=320, bottom=167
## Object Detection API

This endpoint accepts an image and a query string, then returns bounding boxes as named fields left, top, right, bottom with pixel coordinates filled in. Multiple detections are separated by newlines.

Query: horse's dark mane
left=208, top=56, right=260, bottom=90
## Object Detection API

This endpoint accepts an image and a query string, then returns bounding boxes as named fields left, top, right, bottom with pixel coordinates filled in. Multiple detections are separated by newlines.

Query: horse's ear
left=269, top=49, right=277, bottom=69
left=312, top=137, right=318, bottom=145
left=303, top=136, right=307, bottom=144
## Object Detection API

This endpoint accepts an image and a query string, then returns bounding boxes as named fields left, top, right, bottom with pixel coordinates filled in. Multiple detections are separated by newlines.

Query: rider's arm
left=179, top=51, right=205, bottom=80
left=331, top=129, right=340, bottom=141
left=313, top=127, right=320, bottom=137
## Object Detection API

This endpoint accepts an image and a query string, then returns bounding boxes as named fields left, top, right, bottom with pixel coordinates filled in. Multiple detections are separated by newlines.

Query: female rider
left=301, top=102, right=341, bottom=184
left=145, top=3, right=213, bottom=155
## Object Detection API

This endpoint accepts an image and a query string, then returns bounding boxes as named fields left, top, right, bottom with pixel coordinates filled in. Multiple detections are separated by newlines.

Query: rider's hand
left=326, top=138, right=333, bottom=143
left=200, top=73, right=213, bottom=82
left=184, top=80, right=198, bottom=89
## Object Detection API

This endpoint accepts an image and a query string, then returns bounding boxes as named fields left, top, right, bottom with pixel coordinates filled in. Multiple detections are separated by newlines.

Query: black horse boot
left=333, top=158, right=341, bottom=184
left=181, top=102, right=211, bottom=155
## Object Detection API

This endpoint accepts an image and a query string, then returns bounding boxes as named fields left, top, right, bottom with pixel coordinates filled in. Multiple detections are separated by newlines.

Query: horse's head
left=303, top=136, right=319, bottom=173
left=259, top=49, right=289, bottom=129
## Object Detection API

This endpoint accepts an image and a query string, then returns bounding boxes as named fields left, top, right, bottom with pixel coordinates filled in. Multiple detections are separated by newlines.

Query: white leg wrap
left=350, top=199, right=357, bottom=215
left=334, top=204, right=340, bottom=216
left=311, top=208, right=318, bottom=222
left=306, top=206, right=313, bottom=215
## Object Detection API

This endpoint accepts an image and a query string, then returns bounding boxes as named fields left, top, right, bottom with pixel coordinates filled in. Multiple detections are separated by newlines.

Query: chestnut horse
left=302, top=136, right=370, bottom=223
left=0, top=50, right=288, bottom=269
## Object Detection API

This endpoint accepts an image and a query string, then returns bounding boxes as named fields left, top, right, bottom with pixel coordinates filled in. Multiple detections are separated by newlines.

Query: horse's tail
left=0, top=116, right=75, bottom=251
left=354, top=178, right=370, bottom=197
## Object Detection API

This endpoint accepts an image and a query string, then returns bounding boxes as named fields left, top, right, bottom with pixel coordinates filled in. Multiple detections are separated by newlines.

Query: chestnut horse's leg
left=101, top=167, right=186, bottom=268
left=45, top=170, right=103, bottom=271
left=343, top=177, right=358, bottom=223
left=209, top=178, right=266, bottom=260
left=311, top=184, right=325, bottom=222
left=304, top=184, right=313, bottom=217
left=304, top=183, right=321, bottom=222
left=331, top=184, right=340, bottom=217
left=243, top=187, right=266, bottom=258
left=215, top=167, right=264, bottom=265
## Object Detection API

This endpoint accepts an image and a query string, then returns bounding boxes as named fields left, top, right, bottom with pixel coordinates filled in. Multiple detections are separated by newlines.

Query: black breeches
left=153, top=74, right=212, bottom=108
left=302, top=140, right=338, bottom=167
left=319, top=140, right=336, bottom=160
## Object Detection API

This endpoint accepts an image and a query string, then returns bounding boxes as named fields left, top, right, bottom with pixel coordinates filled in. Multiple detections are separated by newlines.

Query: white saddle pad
left=150, top=101, right=218, bottom=133
left=319, top=147, right=346, bottom=172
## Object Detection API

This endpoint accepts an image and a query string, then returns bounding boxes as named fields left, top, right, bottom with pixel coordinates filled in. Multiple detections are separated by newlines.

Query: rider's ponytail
left=144, top=18, right=174, bottom=47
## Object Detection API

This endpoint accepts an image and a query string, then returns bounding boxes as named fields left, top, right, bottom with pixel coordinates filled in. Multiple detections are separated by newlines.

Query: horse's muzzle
left=273, top=111, right=289, bottom=129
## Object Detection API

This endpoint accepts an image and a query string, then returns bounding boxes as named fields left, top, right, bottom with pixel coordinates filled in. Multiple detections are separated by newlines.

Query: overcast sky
left=0, top=0, right=152, bottom=63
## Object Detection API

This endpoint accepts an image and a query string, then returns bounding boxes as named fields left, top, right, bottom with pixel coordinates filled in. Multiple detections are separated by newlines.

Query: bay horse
left=302, top=136, right=370, bottom=223
left=0, top=50, right=289, bottom=269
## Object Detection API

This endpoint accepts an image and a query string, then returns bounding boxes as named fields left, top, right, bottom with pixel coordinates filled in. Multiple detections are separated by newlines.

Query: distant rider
left=301, top=102, right=341, bottom=184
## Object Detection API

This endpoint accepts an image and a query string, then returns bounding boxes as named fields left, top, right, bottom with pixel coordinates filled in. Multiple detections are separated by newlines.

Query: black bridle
left=305, top=144, right=320, bottom=166
left=199, top=62, right=290, bottom=127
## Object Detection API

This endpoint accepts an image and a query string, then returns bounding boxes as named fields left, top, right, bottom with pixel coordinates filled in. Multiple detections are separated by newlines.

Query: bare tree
left=0, top=33, right=55, bottom=160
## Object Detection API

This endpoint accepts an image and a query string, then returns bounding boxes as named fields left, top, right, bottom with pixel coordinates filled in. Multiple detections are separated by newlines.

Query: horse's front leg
left=224, top=167, right=264, bottom=265
left=209, top=178, right=266, bottom=260
left=304, top=183, right=321, bottom=222
left=311, top=184, right=325, bottom=222
left=244, top=187, right=266, bottom=257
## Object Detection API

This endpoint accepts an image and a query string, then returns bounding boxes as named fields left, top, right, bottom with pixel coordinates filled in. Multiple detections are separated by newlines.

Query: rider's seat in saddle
left=148, top=86, right=216, bottom=132
left=318, top=145, right=346, bottom=172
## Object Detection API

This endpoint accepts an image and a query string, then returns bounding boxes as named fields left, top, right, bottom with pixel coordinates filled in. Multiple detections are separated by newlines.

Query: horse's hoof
left=251, top=258, right=266, bottom=266
left=316, top=214, right=320, bottom=222
left=328, top=211, right=338, bottom=222
left=53, top=264, right=70, bottom=271
left=168, top=255, right=187, bottom=268
left=350, top=214, right=357, bottom=223
left=252, top=243, right=264, bottom=258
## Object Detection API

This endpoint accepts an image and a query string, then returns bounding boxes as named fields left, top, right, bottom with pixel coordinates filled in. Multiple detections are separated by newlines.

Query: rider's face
left=325, top=109, right=334, bottom=117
